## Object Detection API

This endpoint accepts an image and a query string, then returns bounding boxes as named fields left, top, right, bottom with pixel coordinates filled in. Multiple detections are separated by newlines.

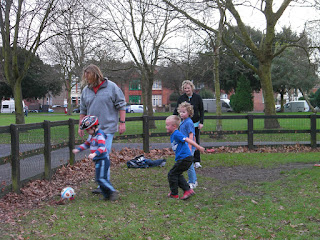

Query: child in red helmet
left=72, top=115, right=119, bottom=201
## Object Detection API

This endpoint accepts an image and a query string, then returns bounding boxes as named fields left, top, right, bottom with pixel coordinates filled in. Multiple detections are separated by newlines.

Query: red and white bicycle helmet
left=80, top=115, right=99, bottom=130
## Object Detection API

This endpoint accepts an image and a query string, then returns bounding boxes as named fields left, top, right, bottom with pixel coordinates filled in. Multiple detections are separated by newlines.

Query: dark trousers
left=194, top=127, right=201, bottom=162
left=168, top=156, right=193, bottom=195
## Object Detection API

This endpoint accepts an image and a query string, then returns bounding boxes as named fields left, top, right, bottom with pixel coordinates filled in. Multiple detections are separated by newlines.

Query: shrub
left=230, top=75, right=253, bottom=113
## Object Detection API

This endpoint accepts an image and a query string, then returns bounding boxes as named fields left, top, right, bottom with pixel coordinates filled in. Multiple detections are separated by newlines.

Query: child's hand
left=72, top=149, right=79, bottom=154
left=199, top=146, right=205, bottom=153
left=88, top=153, right=96, bottom=160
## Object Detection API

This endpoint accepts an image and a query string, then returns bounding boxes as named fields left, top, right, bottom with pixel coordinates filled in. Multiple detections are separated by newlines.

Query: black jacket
left=173, top=93, right=204, bottom=124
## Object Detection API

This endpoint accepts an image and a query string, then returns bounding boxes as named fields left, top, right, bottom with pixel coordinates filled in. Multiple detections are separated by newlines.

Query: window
left=152, top=80, right=162, bottom=90
left=129, top=95, right=141, bottom=104
left=130, top=79, right=141, bottom=90
left=152, top=95, right=162, bottom=106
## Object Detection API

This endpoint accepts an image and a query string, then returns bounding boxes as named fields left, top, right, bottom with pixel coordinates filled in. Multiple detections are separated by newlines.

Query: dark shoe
left=92, top=187, right=102, bottom=194
left=109, top=191, right=119, bottom=201
left=167, top=192, right=179, bottom=199
left=180, top=189, right=195, bottom=200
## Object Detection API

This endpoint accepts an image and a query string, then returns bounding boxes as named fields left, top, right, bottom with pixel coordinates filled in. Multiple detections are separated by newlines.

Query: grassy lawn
left=0, top=112, right=318, bottom=145
left=2, top=151, right=320, bottom=239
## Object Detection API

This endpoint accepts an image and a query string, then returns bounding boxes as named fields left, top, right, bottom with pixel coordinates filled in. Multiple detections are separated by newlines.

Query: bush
left=230, top=75, right=253, bottom=113
left=200, top=88, right=214, bottom=99
left=169, top=92, right=180, bottom=102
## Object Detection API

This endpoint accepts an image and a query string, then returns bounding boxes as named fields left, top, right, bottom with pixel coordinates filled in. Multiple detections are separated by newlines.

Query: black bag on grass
left=126, top=155, right=149, bottom=168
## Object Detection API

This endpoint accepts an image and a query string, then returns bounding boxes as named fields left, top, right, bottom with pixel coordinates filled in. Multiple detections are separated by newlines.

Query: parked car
left=73, top=108, right=80, bottom=113
left=52, top=105, right=62, bottom=108
left=127, top=105, right=155, bottom=113
left=127, top=105, right=144, bottom=113
left=275, top=105, right=281, bottom=112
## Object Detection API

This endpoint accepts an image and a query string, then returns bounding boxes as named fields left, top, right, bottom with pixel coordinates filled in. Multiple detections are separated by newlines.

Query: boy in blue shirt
left=165, top=115, right=205, bottom=200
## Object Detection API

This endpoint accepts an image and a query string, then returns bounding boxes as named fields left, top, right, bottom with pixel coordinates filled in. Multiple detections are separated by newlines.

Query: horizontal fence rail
left=0, top=114, right=319, bottom=196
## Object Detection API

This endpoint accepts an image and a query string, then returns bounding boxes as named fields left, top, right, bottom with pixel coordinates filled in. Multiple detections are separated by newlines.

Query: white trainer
left=194, top=162, right=202, bottom=168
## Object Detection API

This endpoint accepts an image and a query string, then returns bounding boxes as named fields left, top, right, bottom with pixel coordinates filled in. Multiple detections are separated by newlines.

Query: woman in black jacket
left=173, top=80, right=204, bottom=168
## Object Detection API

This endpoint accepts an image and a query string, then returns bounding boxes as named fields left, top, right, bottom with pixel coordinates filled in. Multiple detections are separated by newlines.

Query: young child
left=177, top=102, right=198, bottom=189
left=165, top=115, right=205, bottom=200
left=72, top=115, right=119, bottom=201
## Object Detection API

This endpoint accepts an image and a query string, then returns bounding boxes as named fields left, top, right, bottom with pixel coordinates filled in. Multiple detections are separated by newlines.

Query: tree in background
left=94, top=0, right=181, bottom=128
left=45, top=0, right=106, bottom=115
left=230, top=75, right=253, bottom=113
left=0, top=48, right=63, bottom=103
left=0, top=0, right=57, bottom=124
left=272, top=29, right=319, bottom=112
left=162, top=0, right=313, bottom=129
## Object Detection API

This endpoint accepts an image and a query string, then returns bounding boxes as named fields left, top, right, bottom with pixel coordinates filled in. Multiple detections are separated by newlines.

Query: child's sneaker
left=189, top=181, right=198, bottom=189
left=180, top=189, right=195, bottom=200
left=168, top=193, right=179, bottom=199
left=194, top=162, right=202, bottom=168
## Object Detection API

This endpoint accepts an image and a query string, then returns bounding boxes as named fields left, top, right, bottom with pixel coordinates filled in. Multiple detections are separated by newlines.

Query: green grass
left=0, top=112, right=317, bottom=145
left=2, top=152, right=320, bottom=239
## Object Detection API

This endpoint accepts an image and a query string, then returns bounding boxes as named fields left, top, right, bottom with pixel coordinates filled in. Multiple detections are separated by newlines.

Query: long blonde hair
left=82, top=64, right=104, bottom=87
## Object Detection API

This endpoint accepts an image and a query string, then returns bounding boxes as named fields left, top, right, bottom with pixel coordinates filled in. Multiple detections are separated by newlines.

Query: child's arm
left=185, top=137, right=205, bottom=153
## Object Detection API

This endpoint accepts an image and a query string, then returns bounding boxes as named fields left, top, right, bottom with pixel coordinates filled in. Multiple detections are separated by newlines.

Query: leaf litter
left=0, top=145, right=319, bottom=225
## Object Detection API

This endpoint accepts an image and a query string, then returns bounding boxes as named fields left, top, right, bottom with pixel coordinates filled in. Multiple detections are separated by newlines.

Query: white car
left=127, top=105, right=155, bottom=113
left=128, top=105, right=144, bottom=113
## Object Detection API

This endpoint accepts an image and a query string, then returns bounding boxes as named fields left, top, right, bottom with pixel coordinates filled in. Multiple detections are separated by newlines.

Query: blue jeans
left=144, top=158, right=165, bottom=167
left=95, top=157, right=116, bottom=199
left=97, top=133, right=114, bottom=190
left=187, top=150, right=197, bottom=184
left=187, top=163, right=197, bottom=184
left=105, top=133, right=114, bottom=157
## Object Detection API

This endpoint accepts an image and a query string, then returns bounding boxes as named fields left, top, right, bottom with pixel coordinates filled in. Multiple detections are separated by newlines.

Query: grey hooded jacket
left=80, top=78, right=126, bottom=134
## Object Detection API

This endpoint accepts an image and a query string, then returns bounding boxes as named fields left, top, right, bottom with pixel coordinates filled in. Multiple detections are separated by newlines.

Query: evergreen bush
left=230, top=75, right=253, bottom=113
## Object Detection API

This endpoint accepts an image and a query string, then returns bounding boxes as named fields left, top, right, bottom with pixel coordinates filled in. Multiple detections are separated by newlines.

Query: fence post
left=69, top=118, right=75, bottom=165
left=142, top=115, right=150, bottom=153
left=310, top=114, right=317, bottom=148
left=10, top=124, right=20, bottom=193
left=43, top=120, right=52, bottom=179
left=247, top=115, right=254, bottom=150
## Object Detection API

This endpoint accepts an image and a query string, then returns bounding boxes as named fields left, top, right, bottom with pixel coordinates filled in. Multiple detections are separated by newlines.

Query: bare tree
left=93, top=0, right=181, bottom=127
left=0, top=0, right=57, bottom=124
left=44, top=0, right=109, bottom=115
left=163, top=0, right=315, bottom=129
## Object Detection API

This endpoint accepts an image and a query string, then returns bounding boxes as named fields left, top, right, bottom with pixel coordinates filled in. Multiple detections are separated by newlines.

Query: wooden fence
left=0, top=114, right=319, bottom=196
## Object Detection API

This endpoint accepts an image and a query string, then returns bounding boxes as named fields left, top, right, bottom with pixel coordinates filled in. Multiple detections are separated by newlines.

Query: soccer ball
left=61, top=187, right=76, bottom=200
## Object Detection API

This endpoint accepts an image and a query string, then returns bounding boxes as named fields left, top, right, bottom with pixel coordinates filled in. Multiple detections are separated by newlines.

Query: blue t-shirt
left=179, top=117, right=195, bottom=154
left=170, top=129, right=192, bottom=161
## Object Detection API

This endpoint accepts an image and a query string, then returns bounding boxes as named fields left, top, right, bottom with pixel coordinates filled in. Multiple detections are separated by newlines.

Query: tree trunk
left=280, top=91, right=284, bottom=113
left=13, top=80, right=25, bottom=124
left=67, top=72, right=72, bottom=116
left=213, top=49, right=223, bottom=132
left=146, top=72, right=156, bottom=129
left=259, top=62, right=280, bottom=129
